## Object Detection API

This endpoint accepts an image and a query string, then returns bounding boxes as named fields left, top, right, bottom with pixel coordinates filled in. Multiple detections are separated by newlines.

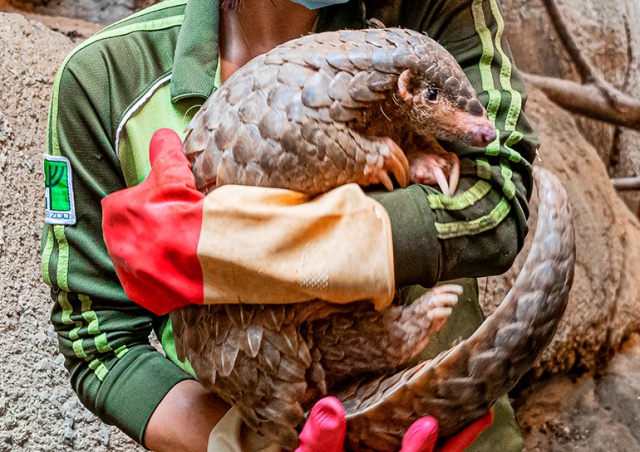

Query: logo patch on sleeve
left=44, top=154, right=76, bottom=225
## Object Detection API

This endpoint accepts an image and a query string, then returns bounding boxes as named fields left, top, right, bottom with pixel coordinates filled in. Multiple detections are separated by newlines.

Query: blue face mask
left=290, top=0, right=350, bottom=10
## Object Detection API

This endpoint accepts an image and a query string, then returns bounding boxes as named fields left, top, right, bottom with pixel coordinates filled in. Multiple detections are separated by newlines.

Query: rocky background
left=2, top=0, right=156, bottom=23
left=0, top=0, right=638, bottom=451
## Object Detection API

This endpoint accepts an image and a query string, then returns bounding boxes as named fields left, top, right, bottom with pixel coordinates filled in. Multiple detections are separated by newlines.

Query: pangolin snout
left=473, top=125, right=497, bottom=147
left=455, top=111, right=497, bottom=147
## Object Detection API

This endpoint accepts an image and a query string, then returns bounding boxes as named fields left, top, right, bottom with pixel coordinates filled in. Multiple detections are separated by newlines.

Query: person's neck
left=220, top=0, right=319, bottom=81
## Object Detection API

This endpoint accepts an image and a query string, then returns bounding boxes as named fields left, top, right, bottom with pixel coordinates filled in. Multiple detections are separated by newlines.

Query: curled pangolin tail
left=339, top=167, right=576, bottom=451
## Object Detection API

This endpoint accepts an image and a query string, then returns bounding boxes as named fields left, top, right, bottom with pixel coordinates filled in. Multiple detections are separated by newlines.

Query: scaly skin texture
left=171, top=167, right=574, bottom=450
left=178, top=28, right=574, bottom=451
left=337, top=167, right=575, bottom=451
left=184, top=28, right=495, bottom=197
left=172, top=285, right=462, bottom=449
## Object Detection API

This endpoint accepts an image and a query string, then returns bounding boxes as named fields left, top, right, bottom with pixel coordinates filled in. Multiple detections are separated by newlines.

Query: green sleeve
left=371, top=0, right=538, bottom=287
left=41, top=17, right=191, bottom=445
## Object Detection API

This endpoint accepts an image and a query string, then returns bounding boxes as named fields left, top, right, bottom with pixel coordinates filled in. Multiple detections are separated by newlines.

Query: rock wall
left=3, top=0, right=157, bottom=23
left=517, top=334, right=640, bottom=450
left=501, top=0, right=640, bottom=216
left=0, top=12, right=142, bottom=451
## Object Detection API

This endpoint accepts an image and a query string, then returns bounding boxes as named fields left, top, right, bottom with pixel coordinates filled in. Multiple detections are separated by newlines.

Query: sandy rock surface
left=517, top=334, right=640, bottom=451
left=2, top=0, right=157, bottom=24
left=0, top=12, right=141, bottom=452
left=0, top=0, right=102, bottom=39
left=501, top=0, right=640, bottom=216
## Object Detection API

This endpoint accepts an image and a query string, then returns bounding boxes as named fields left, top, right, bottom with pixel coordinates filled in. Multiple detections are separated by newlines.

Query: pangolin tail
left=339, top=166, right=576, bottom=452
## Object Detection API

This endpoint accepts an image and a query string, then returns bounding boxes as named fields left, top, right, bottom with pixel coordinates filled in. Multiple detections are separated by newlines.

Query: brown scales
left=172, top=285, right=462, bottom=449
left=184, top=27, right=495, bottom=197
left=177, top=28, right=574, bottom=451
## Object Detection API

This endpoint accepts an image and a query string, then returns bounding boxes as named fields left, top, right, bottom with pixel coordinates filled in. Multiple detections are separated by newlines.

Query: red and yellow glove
left=102, top=129, right=395, bottom=315
left=102, top=129, right=205, bottom=313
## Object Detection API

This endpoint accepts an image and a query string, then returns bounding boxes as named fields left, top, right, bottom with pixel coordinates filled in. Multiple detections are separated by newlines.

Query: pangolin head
left=397, top=38, right=496, bottom=147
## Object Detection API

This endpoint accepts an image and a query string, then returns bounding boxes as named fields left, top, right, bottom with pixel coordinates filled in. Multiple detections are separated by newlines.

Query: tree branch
left=533, top=0, right=640, bottom=188
left=611, top=176, right=640, bottom=191
left=540, top=0, right=595, bottom=84
left=522, top=72, right=640, bottom=131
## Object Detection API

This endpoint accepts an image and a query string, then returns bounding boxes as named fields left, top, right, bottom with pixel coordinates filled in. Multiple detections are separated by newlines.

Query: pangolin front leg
left=362, top=135, right=461, bottom=195
left=362, top=137, right=410, bottom=191
left=407, top=137, right=461, bottom=196
left=306, top=284, right=463, bottom=391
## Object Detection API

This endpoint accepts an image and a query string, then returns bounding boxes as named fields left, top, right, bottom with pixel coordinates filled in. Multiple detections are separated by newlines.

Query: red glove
left=296, top=397, right=346, bottom=452
left=296, top=397, right=494, bottom=452
left=102, top=128, right=205, bottom=314
left=103, top=128, right=396, bottom=314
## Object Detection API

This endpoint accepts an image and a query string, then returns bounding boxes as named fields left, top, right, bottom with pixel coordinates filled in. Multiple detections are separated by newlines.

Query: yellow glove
left=199, top=183, right=394, bottom=310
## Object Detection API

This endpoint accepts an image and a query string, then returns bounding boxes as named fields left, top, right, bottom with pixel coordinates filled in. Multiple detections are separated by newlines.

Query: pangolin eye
left=426, top=87, right=439, bottom=103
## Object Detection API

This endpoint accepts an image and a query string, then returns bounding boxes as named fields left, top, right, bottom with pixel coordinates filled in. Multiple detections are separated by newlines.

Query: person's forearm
left=144, top=380, right=231, bottom=452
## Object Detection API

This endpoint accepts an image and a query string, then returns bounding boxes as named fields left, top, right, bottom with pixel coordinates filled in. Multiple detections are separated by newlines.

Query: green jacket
left=42, top=0, right=536, bottom=446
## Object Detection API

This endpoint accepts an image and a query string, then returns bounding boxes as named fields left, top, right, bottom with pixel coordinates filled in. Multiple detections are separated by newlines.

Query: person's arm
left=144, top=380, right=230, bottom=452
left=102, top=128, right=396, bottom=315
left=42, top=39, right=205, bottom=446
left=370, top=0, right=538, bottom=287
left=102, top=0, right=537, bottom=315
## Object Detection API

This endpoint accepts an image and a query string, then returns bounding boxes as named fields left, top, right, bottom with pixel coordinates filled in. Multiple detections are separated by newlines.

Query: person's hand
left=400, top=408, right=494, bottom=452
left=102, top=128, right=206, bottom=314
left=295, top=397, right=494, bottom=452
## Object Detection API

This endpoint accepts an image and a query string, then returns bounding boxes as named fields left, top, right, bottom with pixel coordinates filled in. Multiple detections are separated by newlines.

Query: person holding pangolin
left=42, top=0, right=536, bottom=450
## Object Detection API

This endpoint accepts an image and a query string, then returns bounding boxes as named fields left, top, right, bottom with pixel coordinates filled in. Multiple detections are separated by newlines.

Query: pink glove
left=296, top=397, right=494, bottom=452
left=296, top=397, right=346, bottom=452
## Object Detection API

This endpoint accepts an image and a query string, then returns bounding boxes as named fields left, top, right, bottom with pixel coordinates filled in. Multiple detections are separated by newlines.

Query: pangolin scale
left=184, top=27, right=496, bottom=197
left=174, top=28, right=575, bottom=451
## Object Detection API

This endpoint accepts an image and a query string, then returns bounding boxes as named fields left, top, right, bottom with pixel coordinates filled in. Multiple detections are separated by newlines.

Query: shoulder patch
left=44, top=154, right=76, bottom=225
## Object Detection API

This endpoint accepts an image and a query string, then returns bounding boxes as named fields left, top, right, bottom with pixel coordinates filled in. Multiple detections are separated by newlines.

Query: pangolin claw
left=385, top=138, right=410, bottom=189
left=433, top=166, right=450, bottom=195
left=377, top=170, right=395, bottom=192
left=409, top=150, right=460, bottom=196
left=424, top=284, right=462, bottom=333
left=448, top=158, right=460, bottom=195
left=370, top=137, right=410, bottom=190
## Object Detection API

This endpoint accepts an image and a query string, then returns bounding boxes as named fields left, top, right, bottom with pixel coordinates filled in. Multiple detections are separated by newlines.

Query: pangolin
left=174, top=28, right=575, bottom=451
left=185, top=27, right=497, bottom=196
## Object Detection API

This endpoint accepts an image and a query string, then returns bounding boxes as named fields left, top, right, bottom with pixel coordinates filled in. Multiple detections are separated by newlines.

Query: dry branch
left=535, top=0, right=640, bottom=191
left=520, top=0, right=640, bottom=138
left=540, top=0, right=619, bottom=104
left=522, top=73, right=640, bottom=131
left=540, top=0, right=596, bottom=84
left=611, top=176, right=640, bottom=191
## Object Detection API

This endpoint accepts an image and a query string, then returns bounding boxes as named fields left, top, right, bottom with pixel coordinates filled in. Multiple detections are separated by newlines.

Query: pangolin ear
left=397, top=69, right=414, bottom=105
